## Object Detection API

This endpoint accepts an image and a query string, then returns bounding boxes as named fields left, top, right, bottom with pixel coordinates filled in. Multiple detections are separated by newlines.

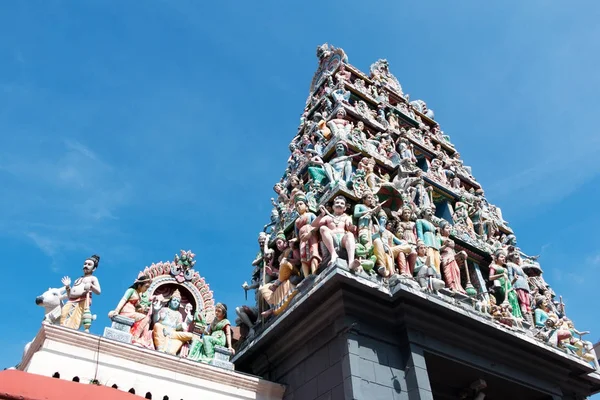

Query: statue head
left=440, top=221, right=452, bottom=237
left=400, top=206, right=413, bottom=221
left=335, top=141, right=348, bottom=156
left=83, top=254, right=100, bottom=275
left=275, top=231, right=287, bottom=251
left=295, top=194, right=308, bottom=214
left=332, top=195, right=348, bottom=215
left=169, top=289, right=182, bottom=310
left=215, top=302, right=228, bottom=320
left=336, top=108, right=347, bottom=119
left=416, top=240, right=427, bottom=256
left=131, top=274, right=152, bottom=293
left=361, top=190, right=375, bottom=207
left=258, top=232, right=268, bottom=247
left=494, top=249, right=507, bottom=265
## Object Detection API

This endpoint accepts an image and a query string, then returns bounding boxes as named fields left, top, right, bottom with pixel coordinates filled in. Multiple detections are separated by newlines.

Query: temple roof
left=0, top=370, right=142, bottom=400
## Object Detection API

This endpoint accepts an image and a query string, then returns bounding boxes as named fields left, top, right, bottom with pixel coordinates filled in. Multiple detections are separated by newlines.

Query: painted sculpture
left=60, top=254, right=101, bottom=332
left=234, top=43, right=597, bottom=369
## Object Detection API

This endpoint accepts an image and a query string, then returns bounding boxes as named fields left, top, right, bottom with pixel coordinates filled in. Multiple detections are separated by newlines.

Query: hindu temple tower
left=230, top=44, right=600, bottom=400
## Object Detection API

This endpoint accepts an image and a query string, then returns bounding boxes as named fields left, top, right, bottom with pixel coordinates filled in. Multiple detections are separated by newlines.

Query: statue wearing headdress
left=108, top=274, right=153, bottom=347
left=151, top=289, right=194, bottom=355
left=187, top=302, right=234, bottom=362
left=294, top=194, right=321, bottom=277
left=60, top=254, right=101, bottom=332
left=323, top=141, right=356, bottom=187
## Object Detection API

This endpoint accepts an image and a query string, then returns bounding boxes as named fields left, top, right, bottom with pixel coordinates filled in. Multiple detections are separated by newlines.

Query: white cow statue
left=22, top=287, right=68, bottom=360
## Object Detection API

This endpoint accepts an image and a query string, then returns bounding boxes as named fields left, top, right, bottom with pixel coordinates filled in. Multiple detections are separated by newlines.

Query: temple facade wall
left=21, top=324, right=285, bottom=400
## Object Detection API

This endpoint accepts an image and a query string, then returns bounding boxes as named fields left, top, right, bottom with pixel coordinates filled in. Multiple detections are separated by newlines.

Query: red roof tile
left=0, top=370, right=143, bottom=400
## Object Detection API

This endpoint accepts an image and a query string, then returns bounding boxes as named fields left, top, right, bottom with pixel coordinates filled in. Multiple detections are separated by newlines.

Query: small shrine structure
left=19, top=250, right=285, bottom=400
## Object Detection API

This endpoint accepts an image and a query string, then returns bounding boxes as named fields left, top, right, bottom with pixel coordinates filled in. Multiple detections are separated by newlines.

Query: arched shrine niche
left=140, top=250, right=216, bottom=324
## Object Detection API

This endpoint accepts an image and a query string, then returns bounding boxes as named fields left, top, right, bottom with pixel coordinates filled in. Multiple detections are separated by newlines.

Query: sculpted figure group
left=32, top=251, right=234, bottom=366
left=236, top=44, right=597, bottom=368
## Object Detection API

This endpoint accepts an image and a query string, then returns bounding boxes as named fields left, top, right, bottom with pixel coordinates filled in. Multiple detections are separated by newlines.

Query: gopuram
left=231, top=44, right=600, bottom=400
left=19, top=251, right=285, bottom=400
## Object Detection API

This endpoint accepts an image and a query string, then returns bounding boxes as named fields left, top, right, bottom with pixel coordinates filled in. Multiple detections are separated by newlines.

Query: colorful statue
left=60, top=254, right=101, bottom=332
left=108, top=275, right=153, bottom=347
left=188, top=303, right=234, bottom=362
left=438, top=222, right=466, bottom=294
left=489, top=250, right=522, bottom=319
left=372, top=210, right=414, bottom=277
left=323, top=142, right=356, bottom=187
left=151, top=289, right=194, bottom=355
left=294, top=194, right=321, bottom=277
left=415, top=207, right=441, bottom=274
left=314, top=195, right=360, bottom=270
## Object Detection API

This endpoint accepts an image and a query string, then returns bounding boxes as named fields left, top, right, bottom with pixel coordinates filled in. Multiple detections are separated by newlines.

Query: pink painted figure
left=294, top=194, right=322, bottom=277
left=313, top=195, right=360, bottom=270
left=335, top=63, right=351, bottom=85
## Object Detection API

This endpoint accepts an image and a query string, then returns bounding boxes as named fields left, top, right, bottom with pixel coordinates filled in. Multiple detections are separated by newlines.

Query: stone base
left=103, top=327, right=132, bottom=344
left=209, top=358, right=235, bottom=370
left=210, top=346, right=234, bottom=370
left=111, top=315, right=135, bottom=333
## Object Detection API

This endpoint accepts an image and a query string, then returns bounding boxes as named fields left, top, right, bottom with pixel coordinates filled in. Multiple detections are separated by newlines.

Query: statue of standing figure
left=60, top=254, right=101, bottom=332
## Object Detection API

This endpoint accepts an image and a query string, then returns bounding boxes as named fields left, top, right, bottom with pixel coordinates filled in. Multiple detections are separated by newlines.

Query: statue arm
left=225, top=324, right=235, bottom=354
left=90, top=277, right=101, bottom=295
left=416, top=220, right=424, bottom=241
left=111, top=288, right=135, bottom=316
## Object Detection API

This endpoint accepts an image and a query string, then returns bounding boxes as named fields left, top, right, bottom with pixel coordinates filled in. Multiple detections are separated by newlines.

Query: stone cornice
left=22, top=323, right=285, bottom=397
left=234, top=266, right=600, bottom=392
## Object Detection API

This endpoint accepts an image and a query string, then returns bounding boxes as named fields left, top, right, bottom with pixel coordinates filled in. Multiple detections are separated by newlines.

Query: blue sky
left=1, top=1, right=599, bottom=372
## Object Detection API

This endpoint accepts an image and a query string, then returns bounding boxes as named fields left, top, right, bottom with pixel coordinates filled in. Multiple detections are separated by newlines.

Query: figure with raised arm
left=60, top=254, right=101, bottom=332
left=108, top=274, right=153, bottom=346
left=151, top=289, right=194, bottom=355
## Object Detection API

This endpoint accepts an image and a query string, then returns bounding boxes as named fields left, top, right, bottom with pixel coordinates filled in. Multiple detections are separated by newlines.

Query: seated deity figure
left=187, top=302, right=234, bottom=362
left=335, top=63, right=352, bottom=85
left=60, top=254, right=101, bottom=332
left=323, top=141, right=356, bottom=187
left=108, top=274, right=153, bottom=347
left=313, top=195, right=360, bottom=270
left=413, top=240, right=445, bottom=293
left=258, top=233, right=302, bottom=317
left=328, top=108, right=352, bottom=139
left=152, top=289, right=194, bottom=355
left=372, top=210, right=415, bottom=277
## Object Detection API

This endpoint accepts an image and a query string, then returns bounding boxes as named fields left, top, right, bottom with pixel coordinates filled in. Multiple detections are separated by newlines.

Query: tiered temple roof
left=234, top=43, right=598, bottom=371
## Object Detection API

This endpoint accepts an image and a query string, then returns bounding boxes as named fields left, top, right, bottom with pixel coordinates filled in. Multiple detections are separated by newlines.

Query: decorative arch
left=139, top=250, right=216, bottom=322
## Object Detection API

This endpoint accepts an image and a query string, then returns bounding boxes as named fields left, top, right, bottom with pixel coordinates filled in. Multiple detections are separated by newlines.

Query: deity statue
left=349, top=121, right=376, bottom=153
left=438, top=221, right=466, bottom=294
left=60, top=254, right=101, bottom=332
left=392, top=205, right=417, bottom=245
left=151, top=289, right=194, bottom=355
left=372, top=210, right=415, bottom=277
left=353, top=191, right=380, bottom=250
left=314, top=195, right=360, bottom=270
left=489, top=250, right=522, bottom=319
left=258, top=232, right=301, bottom=317
left=188, top=302, right=234, bottom=362
left=323, top=142, right=356, bottom=187
left=416, top=207, right=441, bottom=274
left=294, top=194, right=321, bottom=277
left=414, top=240, right=445, bottom=293
left=108, top=274, right=153, bottom=347
left=387, top=112, right=400, bottom=132
left=327, top=108, right=352, bottom=139
left=506, top=250, right=533, bottom=324
left=334, top=63, right=351, bottom=85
